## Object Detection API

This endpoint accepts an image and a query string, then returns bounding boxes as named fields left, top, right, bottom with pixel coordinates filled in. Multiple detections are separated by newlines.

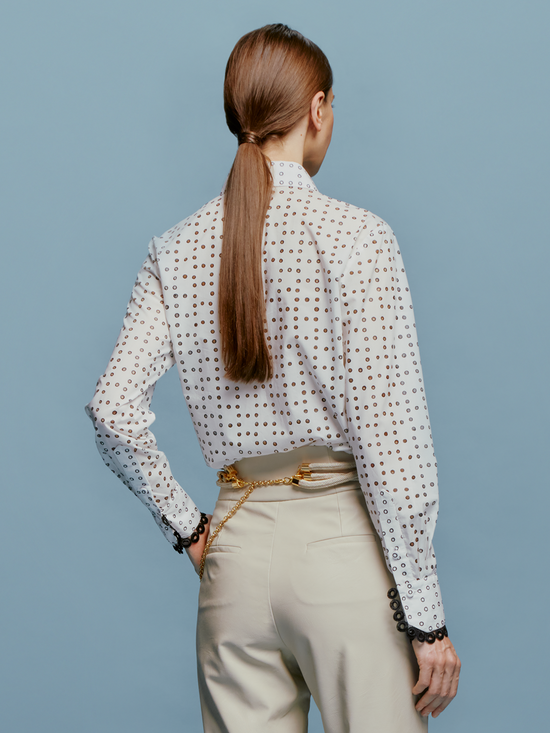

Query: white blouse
left=86, top=161, right=445, bottom=631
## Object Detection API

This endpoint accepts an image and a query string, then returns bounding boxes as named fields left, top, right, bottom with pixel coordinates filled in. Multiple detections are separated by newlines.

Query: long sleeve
left=340, top=222, right=444, bottom=632
left=85, top=238, right=201, bottom=551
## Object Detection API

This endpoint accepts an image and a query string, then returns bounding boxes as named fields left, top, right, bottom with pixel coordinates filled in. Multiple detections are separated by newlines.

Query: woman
left=86, top=23, right=460, bottom=732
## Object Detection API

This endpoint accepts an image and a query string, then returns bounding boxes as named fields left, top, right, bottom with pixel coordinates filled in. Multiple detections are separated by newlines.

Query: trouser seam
left=266, top=501, right=294, bottom=655
left=335, top=490, right=343, bottom=538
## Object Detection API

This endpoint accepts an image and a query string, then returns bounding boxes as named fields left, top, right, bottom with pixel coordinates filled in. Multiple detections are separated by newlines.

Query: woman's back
left=150, top=161, right=375, bottom=465
left=119, top=160, right=429, bottom=472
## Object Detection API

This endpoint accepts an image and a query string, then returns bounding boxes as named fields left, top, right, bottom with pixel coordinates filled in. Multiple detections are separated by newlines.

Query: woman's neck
left=261, top=116, right=308, bottom=168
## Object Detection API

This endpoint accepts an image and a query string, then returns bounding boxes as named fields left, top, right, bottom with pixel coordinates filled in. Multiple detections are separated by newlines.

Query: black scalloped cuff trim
left=387, top=588, right=448, bottom=643
left=163, top=513, right=209, bottom=554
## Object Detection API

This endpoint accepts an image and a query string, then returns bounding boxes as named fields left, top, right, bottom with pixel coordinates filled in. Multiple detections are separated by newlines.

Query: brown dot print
left=85, top=162, right=444, bottom=631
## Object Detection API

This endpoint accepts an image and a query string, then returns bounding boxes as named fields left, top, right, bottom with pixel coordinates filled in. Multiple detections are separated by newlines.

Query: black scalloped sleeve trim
left=162, top=513, right=209, bottom=554
left=387, top=588, right=448, bottom=643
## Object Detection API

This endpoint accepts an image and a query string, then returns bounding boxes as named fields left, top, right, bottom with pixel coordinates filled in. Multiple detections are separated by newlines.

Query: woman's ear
left=310, top=91, right=326, bottom=132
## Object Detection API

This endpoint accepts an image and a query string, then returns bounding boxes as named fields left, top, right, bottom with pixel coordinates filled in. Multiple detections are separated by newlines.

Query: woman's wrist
left=184, top=514, right=212, bottom=576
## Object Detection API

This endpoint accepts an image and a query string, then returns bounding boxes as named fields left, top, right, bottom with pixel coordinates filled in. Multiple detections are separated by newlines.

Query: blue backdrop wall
left=2, top=1, right=549, bottom=731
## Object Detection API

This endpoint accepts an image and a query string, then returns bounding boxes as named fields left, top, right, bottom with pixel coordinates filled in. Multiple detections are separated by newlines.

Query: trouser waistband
left=217, top=460, right=360, bottom=502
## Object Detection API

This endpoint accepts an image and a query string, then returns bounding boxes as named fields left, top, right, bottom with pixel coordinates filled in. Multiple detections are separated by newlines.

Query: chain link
left=199, top=474, right=294, bottom=580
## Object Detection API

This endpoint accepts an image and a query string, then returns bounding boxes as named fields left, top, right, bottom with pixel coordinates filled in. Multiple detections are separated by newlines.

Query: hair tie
left=238, top=130, right=262, bottom=146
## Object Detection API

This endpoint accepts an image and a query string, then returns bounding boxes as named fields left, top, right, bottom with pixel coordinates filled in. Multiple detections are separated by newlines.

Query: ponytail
left=220, top=24, right=332, bottom=384
left=219, top=141, right=273, bottom=383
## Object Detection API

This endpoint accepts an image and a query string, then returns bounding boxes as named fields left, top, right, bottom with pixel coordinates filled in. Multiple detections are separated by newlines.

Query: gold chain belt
left=199, top=460, right=357, bottom=580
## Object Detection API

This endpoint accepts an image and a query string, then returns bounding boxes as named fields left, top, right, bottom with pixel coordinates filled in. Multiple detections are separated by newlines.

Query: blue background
left=2, top=1, right=549, bottom=731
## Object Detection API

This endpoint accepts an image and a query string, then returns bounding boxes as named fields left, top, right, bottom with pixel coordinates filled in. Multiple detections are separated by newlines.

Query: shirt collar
left=221, top=160, right=317, bottom=195
left=269, top=160, right=318, bottom=190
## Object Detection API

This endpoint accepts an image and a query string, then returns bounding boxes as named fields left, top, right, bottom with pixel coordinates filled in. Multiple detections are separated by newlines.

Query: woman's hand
left=412, top=635, right=461, bottom=718
left=185, top=515, right=212, bottom=575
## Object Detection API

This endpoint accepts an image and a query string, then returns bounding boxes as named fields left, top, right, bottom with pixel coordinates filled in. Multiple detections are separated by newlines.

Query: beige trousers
left=196, top=459, right=427, bottom=733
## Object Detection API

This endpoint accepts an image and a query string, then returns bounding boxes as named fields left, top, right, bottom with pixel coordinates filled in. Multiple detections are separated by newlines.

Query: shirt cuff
left=395, top=573, right=445, bottom=632
left=155, top=504, right=202, bottom=553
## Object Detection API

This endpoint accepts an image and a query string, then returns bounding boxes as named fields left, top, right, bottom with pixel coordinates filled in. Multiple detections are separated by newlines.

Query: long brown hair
left=220, top=24, right=333, bottom=383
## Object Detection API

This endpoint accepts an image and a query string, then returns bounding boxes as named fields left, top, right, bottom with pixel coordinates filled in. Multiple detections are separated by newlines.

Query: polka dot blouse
left=85, top=161, right=444, bottom=631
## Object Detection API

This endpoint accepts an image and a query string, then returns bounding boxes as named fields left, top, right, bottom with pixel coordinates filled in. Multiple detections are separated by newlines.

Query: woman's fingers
left=431, top=651, right=461, bottom=716
left=411, top=636, right=461, bottom=718
left=431, top=655, right=461, bottom=717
